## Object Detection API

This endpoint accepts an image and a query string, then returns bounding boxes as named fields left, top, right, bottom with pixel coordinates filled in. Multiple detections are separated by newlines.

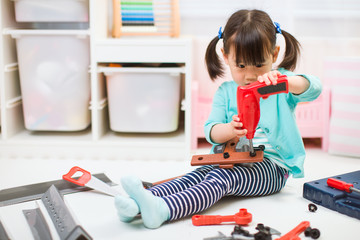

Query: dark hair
left=205, top=9, right=301, bottom=80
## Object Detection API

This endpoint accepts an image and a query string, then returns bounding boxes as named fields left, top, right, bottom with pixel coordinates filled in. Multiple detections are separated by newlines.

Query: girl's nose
left=244, top=69, right=257, bottom=82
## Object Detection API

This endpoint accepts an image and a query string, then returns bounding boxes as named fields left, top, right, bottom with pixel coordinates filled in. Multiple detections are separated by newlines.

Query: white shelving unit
left=0, top=0, right=192, bottom=160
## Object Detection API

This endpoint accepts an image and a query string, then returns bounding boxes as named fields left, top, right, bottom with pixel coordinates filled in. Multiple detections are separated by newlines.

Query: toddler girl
left=114, top=9, right=322, bottom=229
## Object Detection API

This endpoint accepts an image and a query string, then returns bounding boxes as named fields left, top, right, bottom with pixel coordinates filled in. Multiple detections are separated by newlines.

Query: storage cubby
left=0, top=0, right=192, bottom=160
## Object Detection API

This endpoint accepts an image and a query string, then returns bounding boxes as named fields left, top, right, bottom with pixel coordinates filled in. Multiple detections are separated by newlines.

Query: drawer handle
left=4, top=63, right=18, bottom=72
left=6, top=96, right=22, bottom=108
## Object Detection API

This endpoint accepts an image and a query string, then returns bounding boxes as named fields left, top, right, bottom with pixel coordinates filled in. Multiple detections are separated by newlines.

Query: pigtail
left=205, top=36, right=224, bottom=81
left=277, top=30, right=301, bottom=71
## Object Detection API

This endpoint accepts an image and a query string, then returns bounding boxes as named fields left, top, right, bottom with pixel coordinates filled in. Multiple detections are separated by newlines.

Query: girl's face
left=222, top=46, right=280, bottom=86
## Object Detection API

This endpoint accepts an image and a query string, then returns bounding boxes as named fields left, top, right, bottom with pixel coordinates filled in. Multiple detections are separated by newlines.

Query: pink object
left=325, top=57, right=360, bottom=157
left=190, top=37, right=229, bottom=149
left=191, top=87, right=212, bottom=149
left=295, top=87, right=331, bottom=151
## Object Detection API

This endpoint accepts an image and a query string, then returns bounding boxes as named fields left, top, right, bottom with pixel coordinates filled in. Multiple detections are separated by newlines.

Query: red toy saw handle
left=63, top=166, right=92, bottom=187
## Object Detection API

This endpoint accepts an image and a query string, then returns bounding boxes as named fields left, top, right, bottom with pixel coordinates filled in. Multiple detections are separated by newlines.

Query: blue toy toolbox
left=303, top=170, right=360, bottom=220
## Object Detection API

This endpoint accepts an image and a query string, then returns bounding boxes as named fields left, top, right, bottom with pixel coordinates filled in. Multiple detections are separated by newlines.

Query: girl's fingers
left=259, top=74, right=271, bottom=85
left=232, top=121, right=243, bottom=128
left=232, top=115, right=240, bottom=122
left=235, top=128, right=247, bottom=136
left=258, top=71, right=280, bottom=85
left=258, top=75, right=264, bottom=83
left=268, top=72, right=277, bottom=85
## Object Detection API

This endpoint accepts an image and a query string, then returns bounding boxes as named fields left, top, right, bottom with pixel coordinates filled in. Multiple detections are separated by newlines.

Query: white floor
left=0, top=141, right=359, bottom=240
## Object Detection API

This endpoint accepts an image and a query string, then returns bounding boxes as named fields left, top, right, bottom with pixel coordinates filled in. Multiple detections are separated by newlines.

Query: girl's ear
left=272, top=46, right=280, bottom=63
left=221, top=48, right=229, bottom=65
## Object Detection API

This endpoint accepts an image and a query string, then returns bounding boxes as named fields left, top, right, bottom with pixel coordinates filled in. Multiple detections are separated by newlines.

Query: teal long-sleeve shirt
left=204, top=68, right=322, bottom=178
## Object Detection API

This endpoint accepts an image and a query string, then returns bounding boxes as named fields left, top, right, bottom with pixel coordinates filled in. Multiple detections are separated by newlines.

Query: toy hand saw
left=63, top=166, right=120, bottom=197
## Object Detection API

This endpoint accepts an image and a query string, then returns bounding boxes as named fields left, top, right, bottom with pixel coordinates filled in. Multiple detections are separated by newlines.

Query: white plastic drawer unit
left=95, top=38, right=191, bottom=63
left=12, top=0, right=89, bottom=22
left=10, top=30, right=91, bottom=131
left=102, top=67, right=184, bottom=133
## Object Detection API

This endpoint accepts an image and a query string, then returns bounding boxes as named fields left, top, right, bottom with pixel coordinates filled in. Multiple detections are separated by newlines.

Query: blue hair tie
left=274, top=22, right=282, bottom=34
left=218, top=27, right=223, bottom=39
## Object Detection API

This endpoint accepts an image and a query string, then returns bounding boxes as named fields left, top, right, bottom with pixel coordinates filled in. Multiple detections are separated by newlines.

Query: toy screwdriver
left=327, top=178, right=360, bottom=194
left=237, top=75, right=289, bottom=156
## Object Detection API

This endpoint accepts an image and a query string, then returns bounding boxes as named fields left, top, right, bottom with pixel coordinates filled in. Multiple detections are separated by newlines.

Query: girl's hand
left=230, top=115, right=247, bottom=138
left=210, top=115, right=248, bottom=143
left=258, top=70, right=310, bottom=94
left=257, top=70, right=281, bottom=85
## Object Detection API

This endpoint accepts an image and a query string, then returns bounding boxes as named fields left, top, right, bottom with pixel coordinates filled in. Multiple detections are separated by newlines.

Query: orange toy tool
left=237, top=75, right=288, bottom=156
left=275, top=221, right=309, bottom=240
left=275, top=221, right=320, bottom=240
left=192, top=208, right=252, bottom=226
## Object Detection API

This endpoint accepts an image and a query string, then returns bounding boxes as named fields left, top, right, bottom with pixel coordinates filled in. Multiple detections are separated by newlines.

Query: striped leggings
left=148, top=158, right=289, bottom=221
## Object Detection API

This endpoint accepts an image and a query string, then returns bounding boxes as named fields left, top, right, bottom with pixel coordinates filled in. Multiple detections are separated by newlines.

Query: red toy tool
left=275, top=221, right=309, bottom=240
left=327, top=178, right=360, bottom=194
left=237, top=75, right=289, bottom=156
left=275, top=221, right=320, bottom=240
left=192, top=208, right=252, bottom=226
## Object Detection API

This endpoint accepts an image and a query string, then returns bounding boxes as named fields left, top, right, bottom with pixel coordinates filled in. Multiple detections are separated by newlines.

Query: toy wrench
left=63, top=166, right=120, bottom=197
left=192, top=208, right=252, bottom=226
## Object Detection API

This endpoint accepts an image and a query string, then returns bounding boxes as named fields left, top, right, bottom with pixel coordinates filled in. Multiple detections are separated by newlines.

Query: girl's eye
left=238, top=64, right=245, bottom=68
left=255, top=64, right=263, bottom=68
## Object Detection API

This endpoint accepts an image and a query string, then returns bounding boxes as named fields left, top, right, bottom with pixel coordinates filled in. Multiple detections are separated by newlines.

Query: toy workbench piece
left=191, top=137, right=264, bottom=169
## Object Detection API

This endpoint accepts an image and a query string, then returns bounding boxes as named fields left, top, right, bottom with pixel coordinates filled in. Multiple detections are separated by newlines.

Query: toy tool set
left=191, top=76, right=288, bottom=168
left=303, top=170, right=360, bottom=220
left=1, top=166, right=328, bottom=239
